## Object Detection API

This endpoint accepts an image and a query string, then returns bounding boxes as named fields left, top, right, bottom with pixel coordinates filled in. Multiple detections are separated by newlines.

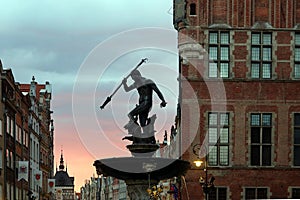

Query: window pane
left=262, top=145, right=271, bottom=166
left=209, top=32, right=218, bottom=44
left=251, top=127, right=260, bottom=143
left=220, top=63, right=229, bottom=78
left=296, top=34, right=300, bottom=45
left=251, top=47, right=260, bottom=60
left=263, top=47, right=271, bottom=61
left=208, top=146, right=218, bottom=165
left=295, top=64, right=300, bottom=78
left=294, top=128, right=300, bottom=144
left=262, top=114, right=272, bottom=126
left=245, top=188, right=256, bottom=199
left=6, top=116, right=9, bottom=134
left=209, top=63, right=218, bottom=78
left=295, top=48, right=300, bottom=62
left=209, top=47, right=218, bottom=60
left=263, top=33, right=272, bottom=45
left=262, top=128, right=271, bottom=143
left=209, top=128, right=218, bottom=143
left=220, top=47, right=229, bottom=60
left=209, top=113, right=218, bottom=125
left=251, top=63, right=260, bottom=78
left=220, top=146, right=229, bottom=165
left=208, top=190, right=217, bottom=200
left=218, top=188, right=227, bottom=200
left=252, top=34, right=260, bottom=45
left=220, top=47, right=229, bottom=61
left=251, top=114, right=260, bottom=126
left=295, top=114, right=300, bottom=126
left=220, top=33, right=229, bottom=44
left=220, top=113, right=229, bottom=126
left=190, top=3, right=196, bottom=15
left=294, top=146, right=300, bottom=166
left=251, top=145, right=260, bottom=165
left=262, top=63, right=271, bottom=78
left=220, top=128, right=229, bottom=143
left=292, top=188, right=300, bottom=198
left=257, top=188, right=268, bottom=199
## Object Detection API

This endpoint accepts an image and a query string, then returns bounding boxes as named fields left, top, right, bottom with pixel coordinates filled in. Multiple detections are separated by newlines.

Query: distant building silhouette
left=54, top=150, right=75, bottom=200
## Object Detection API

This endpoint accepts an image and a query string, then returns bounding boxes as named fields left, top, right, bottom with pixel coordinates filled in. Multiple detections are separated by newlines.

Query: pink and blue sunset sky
left=0, top=0, right=180, bottom=191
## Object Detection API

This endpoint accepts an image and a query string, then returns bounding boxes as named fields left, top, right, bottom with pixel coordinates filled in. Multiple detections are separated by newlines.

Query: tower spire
left=59, top=148, right=65, bottom=171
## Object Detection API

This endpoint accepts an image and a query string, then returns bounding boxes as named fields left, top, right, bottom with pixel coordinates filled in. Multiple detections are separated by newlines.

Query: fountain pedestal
left=93, top=116, right=190, bottom=199
left=94, top=154, right=190, bottom=199
left=126, top=179, right=158, bottom=200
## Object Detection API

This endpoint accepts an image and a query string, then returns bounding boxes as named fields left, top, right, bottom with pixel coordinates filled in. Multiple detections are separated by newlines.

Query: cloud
left=0, top=0, right=175, bottom=91
left=0, top=0, right=176, bottom=192
left=1, top=0, right=173, bottom=34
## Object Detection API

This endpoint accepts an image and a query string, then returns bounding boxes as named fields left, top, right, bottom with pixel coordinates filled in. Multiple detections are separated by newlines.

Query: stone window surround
left=242, top=187, right=270, bottom=200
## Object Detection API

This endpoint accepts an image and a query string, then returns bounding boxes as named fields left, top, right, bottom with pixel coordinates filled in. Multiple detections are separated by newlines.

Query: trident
left=100, top=58, right=148, bottom=109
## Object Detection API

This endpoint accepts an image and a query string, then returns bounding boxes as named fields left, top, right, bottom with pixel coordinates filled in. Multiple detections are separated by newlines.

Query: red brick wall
left=176, top=1, right=300, bottom=199
left=185, top=0, right=297, bottom=28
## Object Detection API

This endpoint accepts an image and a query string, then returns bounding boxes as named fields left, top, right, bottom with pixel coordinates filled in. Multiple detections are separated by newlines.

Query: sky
left=0, top=0, right=179, bottom=192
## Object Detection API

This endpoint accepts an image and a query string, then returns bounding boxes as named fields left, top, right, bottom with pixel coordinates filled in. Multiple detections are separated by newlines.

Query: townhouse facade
left=174, top=0, right=300, bottom=199
left=0, top=60, right=54, bottom=200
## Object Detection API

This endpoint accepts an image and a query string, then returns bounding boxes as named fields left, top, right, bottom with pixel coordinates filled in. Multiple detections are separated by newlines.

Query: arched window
left=190, top=3, right=196, bottom=15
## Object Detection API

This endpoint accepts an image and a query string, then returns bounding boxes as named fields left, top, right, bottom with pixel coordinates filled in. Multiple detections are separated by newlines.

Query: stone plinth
left=126, top=144, right=159, bottom=157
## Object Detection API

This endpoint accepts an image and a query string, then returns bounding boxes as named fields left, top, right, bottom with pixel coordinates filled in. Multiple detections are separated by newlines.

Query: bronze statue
left=100, top=59, right=167, bottom=145
left=122, top=70, right=167, bottom=127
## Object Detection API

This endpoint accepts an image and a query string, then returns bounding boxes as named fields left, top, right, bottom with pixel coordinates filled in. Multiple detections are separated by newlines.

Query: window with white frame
left=245, top=188, right=268, bottom=199
left=6, top=149, right=9, bottom=167
left=6, top=115, right=10, bottom=134
left=0, top=149, right=2, bottom=169
left=17, top=125, right=21, bottom=143
left=6, top=149, right=13, bottom=169
left=9, top=151, right=13, bottom=168
left=0, top=119, right=2, bottom=136
left=294, top=113, right=300, bottom=166
left=10, top=118, right=13, bottom=136
left=250, top=113, right=272, bottom=166
left=208, top=113, right=229, bottom=166
left=208, top=187, right=227, bottom=200
left=209, top=32, right=230, bottom=78
left=0, top=185, right=2, bottom=200
left=251, top=32, right=272, bottom=79
left=23, top=131, right=29, bottom=148
left=295, top=33, right=300, bottom=78
left=6, top=183, right=10, bottom=200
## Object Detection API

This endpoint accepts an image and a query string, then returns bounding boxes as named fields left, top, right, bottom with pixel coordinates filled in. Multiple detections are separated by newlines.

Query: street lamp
left=193, top=144, right=215, bottom=200
left=193, top=160, right=203, bottom=168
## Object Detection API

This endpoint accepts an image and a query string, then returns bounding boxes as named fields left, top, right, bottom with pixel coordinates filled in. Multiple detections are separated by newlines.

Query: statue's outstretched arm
left=151, top=83, right=167, bottom=107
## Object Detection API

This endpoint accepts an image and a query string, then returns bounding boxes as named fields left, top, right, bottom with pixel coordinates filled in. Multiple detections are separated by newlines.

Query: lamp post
left=97, top=174, right=103, bottom=200
left=193, top=144, right=215, bottom=200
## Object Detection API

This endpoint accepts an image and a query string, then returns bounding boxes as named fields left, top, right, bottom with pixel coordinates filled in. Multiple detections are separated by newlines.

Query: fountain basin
left=93, top=157, right=190, bottom=181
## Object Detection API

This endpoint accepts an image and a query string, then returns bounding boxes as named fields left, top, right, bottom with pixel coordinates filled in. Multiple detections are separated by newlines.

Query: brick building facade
left=0, top=60, right=54, bottom=200
left=20, top=77, right=54, bottom=199
left=174, top=0, right=300, bottom=199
